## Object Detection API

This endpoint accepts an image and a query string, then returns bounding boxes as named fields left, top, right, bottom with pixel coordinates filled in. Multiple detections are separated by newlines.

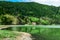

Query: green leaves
left=29, top=17, right=39, bottom=22
left=0, top=1, right=60, bottom=25
left=40, top=17, right=51, bottom=25
left=0, top=14, right=19, bottom=25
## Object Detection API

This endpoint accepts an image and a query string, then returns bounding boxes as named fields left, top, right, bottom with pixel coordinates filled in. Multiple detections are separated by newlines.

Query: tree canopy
left=0, top=1, right=60, bottom=25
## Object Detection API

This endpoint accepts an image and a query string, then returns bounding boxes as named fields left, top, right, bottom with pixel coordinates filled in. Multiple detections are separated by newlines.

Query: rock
left=16, top=32, right=32, bottom=40
left=12, top=32, right=33, bottom=40
left=32, top=22, right=36, bottom=25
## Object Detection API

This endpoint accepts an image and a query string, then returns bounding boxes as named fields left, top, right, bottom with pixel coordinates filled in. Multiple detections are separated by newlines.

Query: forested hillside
left=0, top=1, right=60, bottom=25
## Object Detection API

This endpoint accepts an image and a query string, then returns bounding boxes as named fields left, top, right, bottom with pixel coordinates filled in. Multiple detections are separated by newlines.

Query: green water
left=1, top=26, right=60, bottom=40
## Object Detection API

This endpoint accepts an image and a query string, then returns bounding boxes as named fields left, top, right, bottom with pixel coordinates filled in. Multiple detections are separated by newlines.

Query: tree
left=0, top=14, right=19, bottom=25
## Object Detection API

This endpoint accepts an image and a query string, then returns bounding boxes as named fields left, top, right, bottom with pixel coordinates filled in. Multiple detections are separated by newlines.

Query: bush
left=0, top=14, right=19, bottom=25
left=40, top=17, right=52, bottom=25
left=28, top=16, right=39, bottom=22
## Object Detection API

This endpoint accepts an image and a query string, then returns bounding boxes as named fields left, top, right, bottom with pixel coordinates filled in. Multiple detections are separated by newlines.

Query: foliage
left=40, top=17, right=52, bottom=25
left=28, top=16, right=39, bottom=22
left=0, top=30, right=18, bottom=38
left=0, top=14, right=19, bottom=25
left=0, top=1, right=60, bottom=25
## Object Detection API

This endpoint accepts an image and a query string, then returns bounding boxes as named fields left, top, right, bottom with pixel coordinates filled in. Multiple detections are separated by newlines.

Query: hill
left=0, top=1, right=60, bottom=25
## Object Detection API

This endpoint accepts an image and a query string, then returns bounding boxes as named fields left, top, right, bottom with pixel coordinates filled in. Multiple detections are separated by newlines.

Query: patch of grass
left=0, top=30, right=19, bottom=38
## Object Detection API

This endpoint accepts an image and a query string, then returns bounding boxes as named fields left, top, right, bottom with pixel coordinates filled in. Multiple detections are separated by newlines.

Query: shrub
left=0, top=14, right=19, bottom=25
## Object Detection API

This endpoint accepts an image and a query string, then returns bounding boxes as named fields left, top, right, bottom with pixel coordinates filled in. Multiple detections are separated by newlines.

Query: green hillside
left=0, top=1, right=60, bottom=25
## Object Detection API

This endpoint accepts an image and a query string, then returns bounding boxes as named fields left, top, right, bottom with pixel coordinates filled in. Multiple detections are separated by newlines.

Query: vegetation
left=1, top=26, right=60, bottom=40
left=0, top=1, right=60, bottom=25
left=0, top=30, right=18, bottom=38
left=0, top=14, right=19, bottom=25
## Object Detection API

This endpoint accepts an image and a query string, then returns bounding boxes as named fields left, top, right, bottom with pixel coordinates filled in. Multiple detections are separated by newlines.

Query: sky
left=1, top=0, right=60, bottom=6
left=31, top=0, right=60, bottom=6
left=6, top=0, right=30, bottom=2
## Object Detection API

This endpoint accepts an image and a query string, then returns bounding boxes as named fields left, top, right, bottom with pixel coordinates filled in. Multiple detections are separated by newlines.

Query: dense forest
left=0, top=1, right=60, bottom=25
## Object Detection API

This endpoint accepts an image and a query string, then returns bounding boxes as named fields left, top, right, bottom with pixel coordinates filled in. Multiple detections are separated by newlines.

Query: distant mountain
left=0, top=1, right=60, bottom=25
